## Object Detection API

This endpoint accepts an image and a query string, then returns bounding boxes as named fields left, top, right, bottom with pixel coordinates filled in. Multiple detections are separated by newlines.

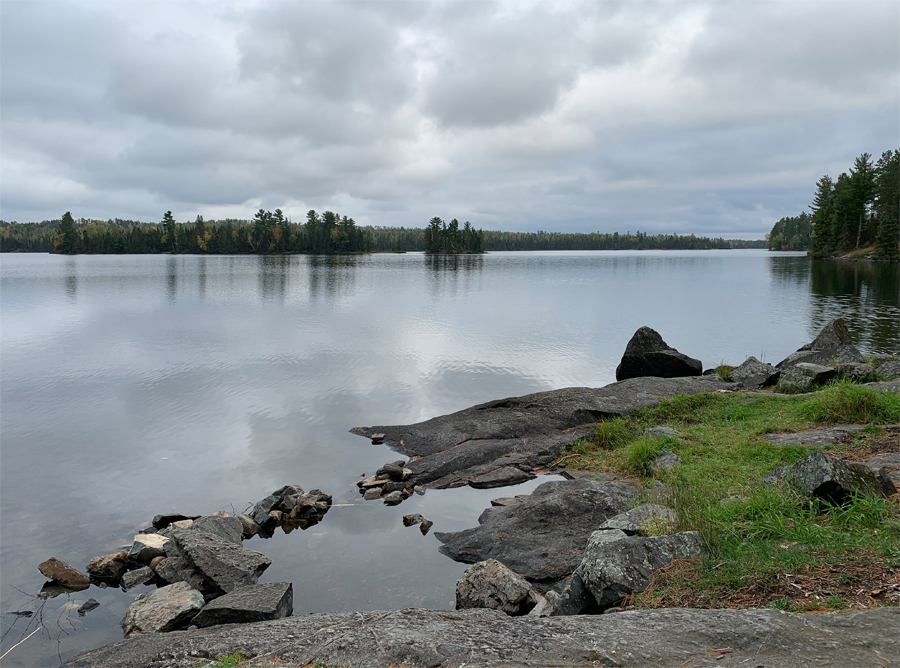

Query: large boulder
left=615, top=327, right=702, bottom=381
left=455, top=560, right=538, bottom=616
left=38, top=557, right=90, bottom=590
left=120, top=582, right=204, bottom=636
left=435, top=479, right=641, bottom=582
left=876, top=360, right=900, bottom=379
left=576, top=530, right=706, bottom=608
left=866, top=453, right=900, bottom=486
left=776, top=319, right=866, bottom=374
left=764, top=451, right=897, bottom=503
left=192, top=582, right=293, bottom=628
left=776, top=363, right=836, bottom=392
left=799, top=318, right=853, bottom=351
left=730, top=356, right=779, bottom=389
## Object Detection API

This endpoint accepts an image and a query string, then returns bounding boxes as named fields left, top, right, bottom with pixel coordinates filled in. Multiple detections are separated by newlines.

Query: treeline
left=423, top=217, right=485, bottom=254
left=1, top=210, right=374, bottom=254
left=768, top=150, right=899, bottom=259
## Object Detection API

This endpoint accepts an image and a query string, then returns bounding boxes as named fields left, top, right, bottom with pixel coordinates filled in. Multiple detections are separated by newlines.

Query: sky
left=1, top=0, right=897, bottom=238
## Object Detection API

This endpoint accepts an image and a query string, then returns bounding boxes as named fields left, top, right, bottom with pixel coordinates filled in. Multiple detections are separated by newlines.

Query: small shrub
left=715, top=364, right=734, bottom=381
left=625, top=436, right=676, bottom=475
left=767, top=596, right=797, bottom=611
left=825, top=594, right=847, bottom=609
left=801, top=382, right=900, bottom=424
left=207, top=653, right=247, bottom=668
left=593, top=417, right=637, bottom=450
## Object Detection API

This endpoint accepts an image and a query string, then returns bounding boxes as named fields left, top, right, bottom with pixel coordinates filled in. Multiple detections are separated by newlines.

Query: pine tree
left=874, top=149, right=900, bottom=259
left=809, top=175, right=835, bottom=256
left=55, top=211, right=79, bottom=254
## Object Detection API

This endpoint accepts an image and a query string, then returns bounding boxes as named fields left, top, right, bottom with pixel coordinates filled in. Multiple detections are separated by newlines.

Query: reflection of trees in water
left=767, top=256, right=811, bottom=287
left=63, top=257, right=77, bottom=300
left=308, top=254, right=358, bottom=300
left=259, top=255, right=290, bottom=302
left=427, top=254, right=483, bottom=298
left=198, top=256, right=207, bottom=300
left=808, top=260, right=899, bottom=353
left=166, top=256, right=178, bottom=303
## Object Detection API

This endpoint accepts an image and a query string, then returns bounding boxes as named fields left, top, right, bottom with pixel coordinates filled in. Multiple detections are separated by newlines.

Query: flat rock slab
left=192, top=582, right=293, bottom=628
left=765, top=450, right=896, bottom=503
left=64, top=607, right=899, bottom=668
left=866, top=452, right=900, bottom=486
left=121, top=582, right=205, bottom=636
left=353, top=376, right=735, bottom=489
left=763, top=425, right=861, bottom=447
left=435, top=479, right=641, bottom=582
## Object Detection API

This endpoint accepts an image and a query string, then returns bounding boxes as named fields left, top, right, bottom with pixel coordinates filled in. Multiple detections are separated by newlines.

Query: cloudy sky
left=1, top=0, right=897, bottom=238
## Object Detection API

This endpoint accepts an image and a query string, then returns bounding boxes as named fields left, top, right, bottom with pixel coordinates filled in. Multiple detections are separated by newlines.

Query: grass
left=562, top=383, right=900, bottom=610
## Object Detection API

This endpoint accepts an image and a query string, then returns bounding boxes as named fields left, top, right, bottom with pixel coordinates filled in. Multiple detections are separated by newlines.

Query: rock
left=730, top=356, right=779, bottom=389
left=401, top=468, right=414, bottom=480
left=250, top=495, right=281, bottom=528
left=192, top=516, right=244, bottom=545
left=435, top=479, right=641, bottom=582
left=528, top=573, right=593, bottom=617
left=866, top=452, right=900, bottom=486
left=381, top=481, right=408, bottom=494
left=370, top=433, right=385, bottom=444
left=149, top=556, right=165, bottom=572
left=363, top=488, right=382, bottom=501
left=765, top=451, right=897, bottom=503
left=209, top=510, right=229, bottom=518
left=468, top=466, right=536, bottom=489
left=577, top=530, right=706, bottom=608
left=455, top=559, right=538, bottom=616
left=65, top=607, right=899, bottom=668
left=403, top=514, right=425, bottom=527
left=192, top=582, right=293, bottom=628
left=490, top=497, right=521, bottom=507
left=38, top=558, right=90, bottom=590
left=121, top=566, right=155, bottom=591
left=763, top=425, right=861, bottom=447
left=615, top=327, right=702, bottom=381
left=170, top=519, right=194, bottom=530
left=152, top=514, right=201, bottom=530
left=651, top=450, right=682, bottom=471
left=382, top=491, right=403, bottom=505
left=128, top=534, right=170, bottom=562
left=776, top=362, right=837, bottom=391
left=353, top=375, right=735, bottom=489
left=777, top=345, right=866, bottom=372
left=120, top=582, right=205, bottom=636
left=237, top=513, right=260, bottom=539
left=598, top=504, right=676, bottom=536
left=154, top=557, right=207, bottom=592
left=86, top=551, right=129, bottom=583
left=419, top=519, right=434, bottom=535
left=799, top=318, right=853, bottom=352
left=357, top=475, right=387, bottom=489
left=376, top=463, right=405, bottom=481
left=643, top=426, right=680, bottom=439
left=76, top=598, right=99, bottom=617
left=268, top=510, right=284, bottom=525
left=876, top=360, right=900, bottom=379
left=834, top=362, right=877, bottom=382
left=864, top=378, right=900, bottom=392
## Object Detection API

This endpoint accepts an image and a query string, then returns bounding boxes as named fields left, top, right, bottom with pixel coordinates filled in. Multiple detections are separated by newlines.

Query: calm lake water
left=1, top=250, right=898, bottom=666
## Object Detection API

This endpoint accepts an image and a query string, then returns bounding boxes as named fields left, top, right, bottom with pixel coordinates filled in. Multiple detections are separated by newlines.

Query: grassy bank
left=562, top=382, right=900, bottom=612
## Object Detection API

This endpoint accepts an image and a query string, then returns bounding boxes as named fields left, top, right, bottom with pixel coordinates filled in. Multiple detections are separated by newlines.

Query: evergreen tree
left=874, top=150, right=900, bottom=259
left=55, top=211, right=79, bottom=254
left=809, top=175, right=835, bottom=256
left=162, top=211, right=177, bottom=251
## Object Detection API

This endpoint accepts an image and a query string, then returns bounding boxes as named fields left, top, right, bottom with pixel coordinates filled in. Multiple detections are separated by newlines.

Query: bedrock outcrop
left=352, top=375, right=735, bottom=489
left=63, top=606, right=898, bottom=668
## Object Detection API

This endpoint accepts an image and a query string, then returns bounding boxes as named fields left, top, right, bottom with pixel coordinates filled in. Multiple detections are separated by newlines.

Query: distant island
left=767, top=149, right=899, bottom=261
left=0, top=210, right=766, bottom=255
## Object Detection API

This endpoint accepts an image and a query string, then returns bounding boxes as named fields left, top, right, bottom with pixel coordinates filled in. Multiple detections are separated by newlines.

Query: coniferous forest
left=767, top=150, right=899, bottom=260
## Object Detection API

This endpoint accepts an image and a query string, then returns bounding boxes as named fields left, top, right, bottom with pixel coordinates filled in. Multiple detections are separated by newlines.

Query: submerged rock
left=38, top=558, right=90, bottom=590
left=455, top=559, right=538, bottom=616
left=192, top=582, right=293, bottom=628
left=121, top=582, right=204, bottom=636
left=615, top=327, right=702, bottom=382
left=764, top=451, right=897, bottom=503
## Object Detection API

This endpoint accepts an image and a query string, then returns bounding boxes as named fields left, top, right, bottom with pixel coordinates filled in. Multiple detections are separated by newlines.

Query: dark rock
left=528, top=573, right=593, bottom=617
left=121, top=566, right=155, bottom=591
left=363, top=488, right=382, bottom=501
left=121, top=582, right=205, bottom=636
left=419, top=519, right=434, bottom=535
left=377, top=463, right=406, bottom=481
left=154, top=557, right=207, bottom=592
left=468, top=466, right=536, bottom=489
left=353, top=376, right=735, bottom=490
left=864, top=378, right=900, bottom=392
left=799, top=318, right=853, bottom=352
left=382, top=491, right=403, bottom=505
left=381, top=481, right=408, bottom=494
left=64, top=607, right=899, bottom=668
left=730, top=356, right=779, bottom=389
left=598, top=504, right=675, bottom=536
left=490, top=496, right=521, bottom=507
left=87, top=551, right=129, bottom=583
left=576, top=530, right=706, bottom=608
left=435, top=479, right=641, bottom=582
left=777, top=345, right=866, bottom=372
left=876, top=360, right=900, bottom=379
left=615, top=327, right=702, bottom=381
left=192, top=582, right=293, bottom=628
left=152, top=514, right=201, bottom=531
left=643, top=426, right=681, bottom=439
left=149, top=556, right=165, bottom=572
left=776, top=362, right=837, bottom=391
left=764, top=451, right=897, bottom=503
left=455, top=560, right=538, bottom=616
left=651, top=450, right=681, bottom=471
left=763, top=425, right=861, bottom=447
left=191, top=516, right=244, bottom=545
left=370, top=433, right=385, bottom=444
left=834, top=362, right=877, bottom=383
left=866, top=452, right=900, bottom=486
left=38, top=557, right=90, bottom=590
left=251, top=495, right=281, bottom=529
left=76, top=599, right=99, bottom=617
left=402, top=514, right=425, bottom=527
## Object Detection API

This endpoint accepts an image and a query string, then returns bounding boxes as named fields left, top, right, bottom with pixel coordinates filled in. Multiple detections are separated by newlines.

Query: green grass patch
left=802, top=381, right=900, bottom=423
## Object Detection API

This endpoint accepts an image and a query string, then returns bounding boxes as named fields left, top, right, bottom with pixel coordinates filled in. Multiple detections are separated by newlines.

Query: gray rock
left=38, top=558, right=90, bottom=590
left=76, top=598, right=99, bottom=617
left=876, top=360, right=900, bottom=379
left=382, top=491, right=403, bottom=505
left=577, top=530, right=706, bottom=608
left=435, top=479, right=641, bottom=582
left=777, top=345, right=866, bottom=372
left=250, top=495, right=281, bottom=529
left=154, top=556, right=207, bottom=592
left=191, top=516, right=244, bottom=545
left=236, top=513, right=260, bottom=539
left=764, top=450, right=897, bottom=503
left=468, top=466, right=536, bottom=489
left=799, top=318, right=853, bottom=352
left=377, top=462, right=406, bottom=481
left=598, top=504, right=676, bottom=536
left=866, top=452, right=900, bottom=486
left=730, top=356, right=779, bottom=389
left=763, top=425, right=861, bottom=447
left=67, top=607, right=899, bottom=668
left=86, top=551, right=129, bottom=583
left=128, top=534, right=170, bottom=562
left=353, top=375, right=735, bottom=489
left=776, top=362, right=837, bottom=391
left=192, top=582, right=293, bottom=628
left=864, top=378, right=900, bottom=392
left=643, top=426, right=680, bottom=439
left=615, top=327, right=702, bottom=381
left=363, top=488, right=382, bottom=501
left=120, top=566, right=155, bottom=591
left=651, top=450, right=682, bottom=471
left=403, top=514, right=425, bottom=527
left=152, top=514, right=200, bottom=530
left=528, top=573, right=592, bottom=617
left=120, top=582, right=204, bottom=636
left=455, top=559, right=538, bottom=616
left=834, top=362, right=877, bottom=383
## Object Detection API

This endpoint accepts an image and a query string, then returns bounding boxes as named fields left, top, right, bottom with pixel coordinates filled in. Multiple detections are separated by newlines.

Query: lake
left=1, top=250, right=897, bottom=666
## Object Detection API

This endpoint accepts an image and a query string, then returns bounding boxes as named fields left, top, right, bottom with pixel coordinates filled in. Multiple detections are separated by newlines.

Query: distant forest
left=1, top=211, right=766, bottom=254
left=767, top=150, right=899, bottom=259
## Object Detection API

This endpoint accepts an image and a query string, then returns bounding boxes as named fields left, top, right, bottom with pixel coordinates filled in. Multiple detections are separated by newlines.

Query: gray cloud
left=1, top=0, right=897, bottom=237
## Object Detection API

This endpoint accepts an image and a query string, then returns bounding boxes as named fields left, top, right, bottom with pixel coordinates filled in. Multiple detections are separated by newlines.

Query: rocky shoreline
left=40, top=319, right=900, bottom=667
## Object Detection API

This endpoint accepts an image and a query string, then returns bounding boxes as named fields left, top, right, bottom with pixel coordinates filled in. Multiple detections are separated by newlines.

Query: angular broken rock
left=876, top=360, right=900, bottom=379
left=799, top=318, right=853, bottom=352
left=121, top=566, right=155, bottom=591
left=403, top=514, right=425, bottom=527
left=237, top=513, right=260, bottom=539
left=152, top=514, right=201, bottom=531
left=762, top=425, right=861, bottom=447
left=468, top=466, right=536, bottom=489
left=866, top=453, right=900, bottom=487
left=86, top=551, right=129, bottom=583
left=38, top=558, right=90, bottom=590
left=615, top=327, right=702, bottom=382
left=576, top=530, right=706, bottom=608
left=777, top=345, right=866, bottom=373
left=192, top=582, right=293, bottom=628
left=435, top=479, right=641, bottom=582
left=651, top=450, right=682, bottom=472
left=643, top=426, right=681, bottom=439
left=764, top=451, right=897, bottom=503
left=121, top=582, right=204, bottom=636
left=455, top=559, right=538, bottom=616
left=128, top=534, right=170, bottom=562
left=528, top=573, right=593, bottom=617
left=776, top=363, right=836, bottom=392
left=730, top=356, right=779, bottom=389
left=598, top=504, right=676, bottom=536
left=834, top=362, right=877, bottom=383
